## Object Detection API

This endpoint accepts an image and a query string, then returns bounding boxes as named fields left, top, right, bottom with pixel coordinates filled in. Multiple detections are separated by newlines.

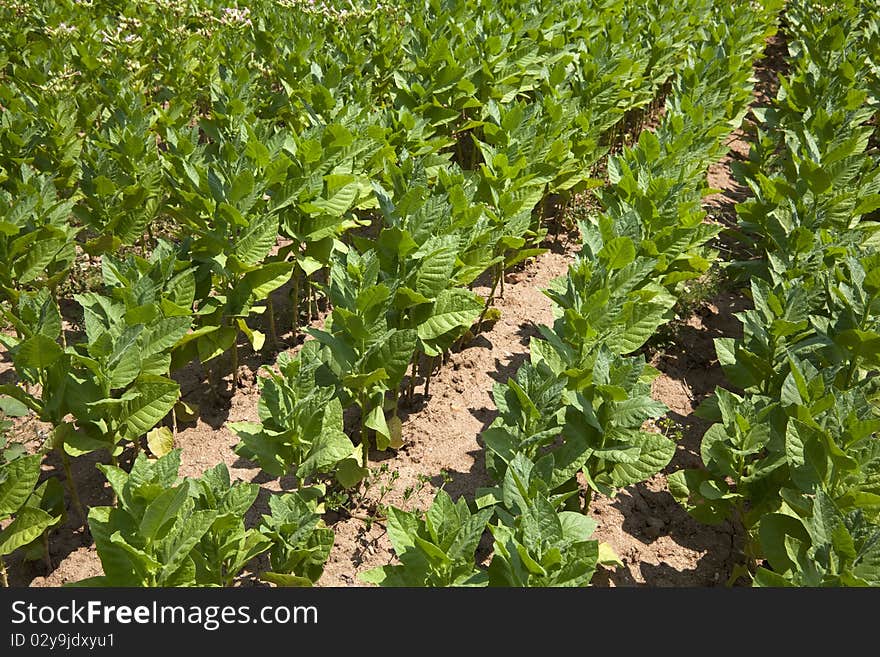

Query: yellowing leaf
left=147, top=427, right=174, bottom=458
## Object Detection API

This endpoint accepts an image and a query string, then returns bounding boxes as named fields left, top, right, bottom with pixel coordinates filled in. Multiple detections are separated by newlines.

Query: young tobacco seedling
left=485, top=349, right=672, bottom=503
left=259, top=486, right=334, bottom=587
left=164, top=112, right=292, bottom=383
left=230, top=345, right=363, bottom=488
left=0, top=166, right=78, bottom=303
left=82, top=450, right=217, bottom=587
left=308, top=249, right=416, bottom=466
left=755, top=489, right=880, bottom=587
left=358, top=489, right=493, bottom=587
left=484, top=454, right=609, bottom=587
left=190, top=463, right=272, bottom=588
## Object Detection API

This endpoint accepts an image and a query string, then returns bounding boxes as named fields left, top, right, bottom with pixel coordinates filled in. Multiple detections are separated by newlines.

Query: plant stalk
left=0, top=555, right=7, bottom=587
left=500, top=262, right=505, bottom=298
left=475, top=267, right=502, bottom=335
left=267, top=295, right=277, bottom=349
left=360, top=393, right=369, bottom=469
left=42, top=531, right=51, bottom=572
left=61, top=449, right=86, bottom=527
left=291, top=269, right=301, bottom=334
left=231, top=331, right=239, bottom=388
left=423, top=356, right=436, bottom=397
left=406, top=352, right=417, bottom=404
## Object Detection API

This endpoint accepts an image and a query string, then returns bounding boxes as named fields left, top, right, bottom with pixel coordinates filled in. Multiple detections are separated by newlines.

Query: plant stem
left=61, top=449, right=86, bottom=527
left=310, top=275, right=319, bottom=319
left=231, top=331, right=239, bottom=389
left=423, top=356, right=436, bottom=397
left=0, top=555, right=7, bottom=587
left=360, top=393, right=369, bottom=469
left=42, top=531, right=51, bottom=572
left=475, top=268, right=501, bottom=335
left=291, top=269, right=300, bottom=334
left=499, top=260, right=505, bottom=298
left=406, top=352, right=417, bottom=404
left=581, top=487, right=593, bottom=513
left=109, top=452, right=119, bottom=505
left=267, top=295, right=277, bottom=350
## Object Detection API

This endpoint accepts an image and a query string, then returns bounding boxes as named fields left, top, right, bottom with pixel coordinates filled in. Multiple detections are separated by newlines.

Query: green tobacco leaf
left=139, top=486, right=190, bottom=542
left=611, top=397, right=669, bottom=426
left=667, top=469, right=731, bottom=525
left=235, top=214, right=278, bottom=266
left=365, top=406, right=391, bottom=451
left=0, top=397, right=32, bottom=420
left=375, top=329, right=417, bottom=387
left=298, top=428, right=355, bottom=480
left=309, top=180, right=358, bottom=217
left=609, top=433, right=675, bottom=487
left=0, top=454, right=42, bottom=518
left=158, top=510, right=217, bottom=582
left=87, top=506, right=140, bottom=585
left=62, top=430, right=112, bottom=457
left=415, top=243, right=458, bottom=300
left=417, top=288, right=482, bottom=341
left=122, top=376, right=180, bottom=441
left=759, top=513, right=810, bottom=575
left=15, top=335, right=63, bottom=369
left=335, top=457, right=368, bottom=488
left=0, top=507, right=57, bottom=556
left=141, top=317, right=191, bottom=361
left=599, top=237, right=636, bottom=270
left=237, top=318, right=265, bottom=351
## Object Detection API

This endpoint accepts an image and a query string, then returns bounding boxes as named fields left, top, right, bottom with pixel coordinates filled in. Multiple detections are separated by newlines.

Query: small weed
left=657, top=416, right=685, bottom=441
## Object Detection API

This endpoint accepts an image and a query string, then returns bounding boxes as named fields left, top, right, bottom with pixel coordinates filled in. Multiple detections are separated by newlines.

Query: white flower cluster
left=219, top=6, right=253, bottom=27
left=275, top=0, right=396, bottom=23
left=100, top=16, right=144, bottom=45
left=0, top=0, right=30, bottom=14
left=46, top=22, right=78, bottom=37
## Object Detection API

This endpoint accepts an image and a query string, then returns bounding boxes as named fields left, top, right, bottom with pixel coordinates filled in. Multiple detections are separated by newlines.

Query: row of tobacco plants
left=671, top=0, right=880, bottom=586
left=2, top=0, right=876, bottom=587
left=0, top=0, right=726, bottom=587
left=366, top=0, right=786, bottom=586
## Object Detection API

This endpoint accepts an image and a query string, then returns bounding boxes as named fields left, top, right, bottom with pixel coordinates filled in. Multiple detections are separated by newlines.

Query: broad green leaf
left=0, top=454, right=42, bottom=518
left=261, top=572, right=313, bottom=587
left=15, top=335, right=62, bottom=369
left=417, top=288, right=482, bottom=341
left=122, top=376, right=180, bottom=441
left=0, top=507, right=57, bottom=556
left=335, top=457, right=368, bottom=488
left=139, top=486, right=190, bottom=541
left=158, top=510, right=217, bottom=582
left=599, top=237, right=636, bottom=270
left=609, top=433, right=675, bottom=487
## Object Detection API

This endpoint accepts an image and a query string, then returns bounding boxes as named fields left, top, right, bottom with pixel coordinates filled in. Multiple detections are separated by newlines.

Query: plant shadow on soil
left=605, top=481, right=740, bottom=587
